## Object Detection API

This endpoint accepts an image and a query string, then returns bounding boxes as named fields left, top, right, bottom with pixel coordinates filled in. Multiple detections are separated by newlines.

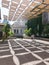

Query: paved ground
left=0, top=39, right=49, bottom=65
left=0, top=41, right=15, bottom=65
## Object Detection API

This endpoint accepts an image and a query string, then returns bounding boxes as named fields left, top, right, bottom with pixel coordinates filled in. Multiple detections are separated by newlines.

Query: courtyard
left=0, top=0, right=49, bottom=65
left=0, top=39, right=49, bottom=65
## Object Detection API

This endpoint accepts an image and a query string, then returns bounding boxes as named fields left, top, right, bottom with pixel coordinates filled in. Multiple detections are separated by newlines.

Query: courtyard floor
left=0, top=39, right=49, bottom=65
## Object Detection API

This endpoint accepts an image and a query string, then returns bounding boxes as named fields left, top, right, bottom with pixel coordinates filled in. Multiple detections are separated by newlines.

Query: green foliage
left=25, top=14, right=49, bottom=38
left=8, top=30, right=14, bottom=36
left=3, top=23, right=11, bottom=37
left=2, top=23, right=13, bottom=41
left=24, top=28, right=32, bottom=36
left=26, top=14, right=42, bottom=36
left=43, top=24, right=49, bottom=36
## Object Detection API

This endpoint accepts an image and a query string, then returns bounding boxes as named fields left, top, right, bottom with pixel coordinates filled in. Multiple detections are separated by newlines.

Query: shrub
left=24, top=28, right=32, bottom=36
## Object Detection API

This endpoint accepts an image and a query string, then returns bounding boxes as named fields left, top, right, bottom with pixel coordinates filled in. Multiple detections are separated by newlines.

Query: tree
left=25, top=14, right=43, bottom=36
left=43, top=24, right=49, bottom=37
left=24, top=28, right=32, bottom=36
left=2, top=23, right=13, bottom=41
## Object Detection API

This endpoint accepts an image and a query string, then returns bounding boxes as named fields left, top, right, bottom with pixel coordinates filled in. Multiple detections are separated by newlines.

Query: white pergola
left=2, top=0, right=49, bottom=21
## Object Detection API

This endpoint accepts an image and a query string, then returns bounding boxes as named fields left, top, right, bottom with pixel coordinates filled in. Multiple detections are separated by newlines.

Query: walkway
left=0, top=39, right=49, bottom=65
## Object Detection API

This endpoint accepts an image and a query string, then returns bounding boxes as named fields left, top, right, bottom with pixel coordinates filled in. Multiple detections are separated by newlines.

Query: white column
left=48, top=13, right=49, bottom=22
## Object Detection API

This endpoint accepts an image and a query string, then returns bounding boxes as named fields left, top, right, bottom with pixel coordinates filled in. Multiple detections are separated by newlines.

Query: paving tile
left=44, top=44, right=49, bottom=46
left=24, top=41, right=36, bottom=45
left=0, top=41, right=8, bottom=46
left=9, top=39, right=49, bottom=65
left=17, top=41, right=28, bottom=45
left=0, top=51, right=11, bottom=56
left=40, top=47, right=49, bottom=50
left=25, top=42, right=33, bottom=45
left=34, top=43, right=44, bottom=47
left=35, top=51, right=49, bottom=59
left=15, top=49, right=28, bottom=54
left=35, top=44, right=43, bottom=47
left=0, top=56, right=15, bottom=65
left=36, top=62, right=46, bottom=65
left=16, top=53, right=39, bottom=64
left=9, top=40, right=19, bottom=46
left=0, top=47, right=9, bottom=50
left=46, top=60, right=49, bottom=63
left=12, top=46, right=22, bottom=49
left=24, top=45, right=33, bottom=47
left=22, top=44, right=28, bottom=46
left=18, top=42, right=28, bottom=46
left=0, top=44, right=8, bottom=47
left=28, top=48, right=41, bottom=51
left=0, top=41, right=8, bottom=44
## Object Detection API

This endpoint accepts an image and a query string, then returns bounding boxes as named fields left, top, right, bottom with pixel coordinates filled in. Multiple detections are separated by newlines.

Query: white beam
left=16, top=0, right=43, bottom=21
left=34, top=1, right=41, bottom=4
left=10, top=9, right=15, bottom=11
left=17, top=11, right=21, bottom=13
left=8, top=0, right=12, bottom=20
left=11, top=0, right=23, bottom=21
left=16, top=0, right=35, bottom=20
left=11, top=6, right=16, bottom=8
left=22, top=4, right=26, bottom=6
left=12, top=1, right=18, bottom=4
left=19, top=8, right=23, bottom=10
left=2, top=3, right=8, bottom=6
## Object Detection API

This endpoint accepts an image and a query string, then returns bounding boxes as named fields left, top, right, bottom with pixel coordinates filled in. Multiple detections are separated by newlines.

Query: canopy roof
left=2, top=0, right=49, bottom=21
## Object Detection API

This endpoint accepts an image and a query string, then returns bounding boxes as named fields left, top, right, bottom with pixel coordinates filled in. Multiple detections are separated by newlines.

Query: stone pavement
left=0, top=41, right=15, bottom=65
left=0, top=39, right=49, bottom=65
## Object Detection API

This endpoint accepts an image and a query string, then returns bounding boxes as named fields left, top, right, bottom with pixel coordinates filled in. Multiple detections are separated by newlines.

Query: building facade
left=11, top=19, right=27, bottom=37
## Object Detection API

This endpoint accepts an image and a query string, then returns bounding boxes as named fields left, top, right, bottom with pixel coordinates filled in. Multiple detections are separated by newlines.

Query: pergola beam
left=2, top=0, right=48, bottom=21
left=11, top=0, right=23, bottom=21
left=8, top=0, right=12, bottom=20
left=16, top=0, right=42, bottom=21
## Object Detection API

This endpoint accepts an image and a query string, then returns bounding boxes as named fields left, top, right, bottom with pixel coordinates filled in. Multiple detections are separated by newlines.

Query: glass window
left=17, top=29, right=19, bottom=34
left=14, top=29, right=16, bottom=33
left=20, top=29, right=22, bottom=33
